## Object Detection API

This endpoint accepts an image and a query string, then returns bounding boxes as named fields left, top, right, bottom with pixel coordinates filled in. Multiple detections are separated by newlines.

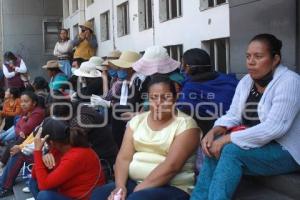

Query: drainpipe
left=112, top=0, right=116, bottom=49
left=0, top=0, right=4, bottom=62
left=152, top=0, right=155, bottom=45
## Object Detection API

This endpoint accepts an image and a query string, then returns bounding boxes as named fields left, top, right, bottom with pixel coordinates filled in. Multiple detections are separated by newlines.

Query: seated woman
left=42, top=60, right=68, bottom=91
left=0, top=94, right=70, bottom=197
left=190, top=33, right=300, bottom=200
left=32, top=76, right=49, bottom=108
left=177, top=48, right=238, bottom=135
left=0, top=91, right=45, bottom=166
left=90, top=51, right=146, bottom=148
left=0, top=91, right=45, bottom=145
left=30, top=117, right=105, bottom=200
left=72, top=61, right=103, bottom=102
left=93, top=75, right=200, bottom=200
left=0, top=87, right=21, bottom=131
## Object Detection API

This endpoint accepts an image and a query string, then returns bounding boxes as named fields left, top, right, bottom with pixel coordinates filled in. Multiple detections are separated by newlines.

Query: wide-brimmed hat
left=109, top=51, right=141, bottom=69
left=79, top=21, right=93, bottom=32
left=102, top=50, right=122, bottom=66
left=42, top=60, right=61, bottom=69
left=132, top=46, right=180, bottom=76
left=73, top=61, right=102, bottom=78
left=42, top=117, right=69, bottom=141
left=89, top=56, right=106, bottom=70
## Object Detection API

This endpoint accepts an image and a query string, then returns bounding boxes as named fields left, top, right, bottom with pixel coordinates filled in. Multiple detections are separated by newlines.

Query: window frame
left=42, top=20, right=62, bottom=55
left=138, top=0, right=153, bottom=31
left=200, top=0, right=228, bottom=11
left=86, top=0, right=94, bottom=7
left=160, top=0, right=182, bottom=23
left=72, top=0, right=79, bottom=13
left=202, top=38, right=230, bottom=73
left=164, top=44, right=183, bottom=62
left=100, top=11, right=110, bottom=41
left=117, top=1, right=130, bottom=37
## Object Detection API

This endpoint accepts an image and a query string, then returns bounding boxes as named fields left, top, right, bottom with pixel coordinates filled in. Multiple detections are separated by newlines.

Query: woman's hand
left=201, top=126, right=227, bottom=157
left=209, top=134, right=231, bottom=159
left=34, top=127, right=48, bottom=151
left=42, top=153, right=56, bottom=170
left=133, top=182, right=148, bottom=192
left=10, top=145, right=21, bottom=156
left=107, top=186, right=127, bottom=200
left=19, top=132, right=26, bottom=139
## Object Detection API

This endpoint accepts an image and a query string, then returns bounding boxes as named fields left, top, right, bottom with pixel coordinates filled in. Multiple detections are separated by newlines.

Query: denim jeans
left=29, top=179, right=71, bottom=200
left=91, top=179, right=190, bottom=200
left=58, top=60, right=72, bottom=78
left=0, top=126, right=16, bottom=143
left=190, top=142, right=300, bottom=200
left=0, top=152, right=33, bottom=189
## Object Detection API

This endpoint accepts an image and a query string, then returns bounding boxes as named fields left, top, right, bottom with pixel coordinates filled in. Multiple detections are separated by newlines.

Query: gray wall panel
left=229, top=0, right=297, bottom=74
left=2, top=0, right=63, bottom=79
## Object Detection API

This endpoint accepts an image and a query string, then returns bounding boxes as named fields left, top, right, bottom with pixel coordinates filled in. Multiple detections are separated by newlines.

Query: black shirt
left=242, top=85, right=263, bottom=127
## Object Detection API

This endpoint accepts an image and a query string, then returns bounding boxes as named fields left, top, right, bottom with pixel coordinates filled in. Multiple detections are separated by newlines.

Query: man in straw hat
left=42, top=60, right=68, bottom=91
left=72, top=21, right=98, bottom=68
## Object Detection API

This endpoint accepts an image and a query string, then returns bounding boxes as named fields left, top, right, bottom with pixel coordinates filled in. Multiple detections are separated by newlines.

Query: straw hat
left=132, top=46, right=180, bottom=76
left=109, top=51, right=141, bottom=69
left=42, top=60, right=61, bottom=69
left=73, top=61, right=102, bottom=78
left=80, top=21, right=94, bottom=32
left=89, top=56, right=106, bottom=70
left=102, top=50, right=122, bottom=66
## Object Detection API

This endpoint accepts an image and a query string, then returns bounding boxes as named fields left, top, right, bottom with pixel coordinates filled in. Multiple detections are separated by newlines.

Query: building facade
left=63, top=0, right=231, bottom=73
left=0, top=0, right=63, bottom=78
left=63, top=0, right=299, bottom=75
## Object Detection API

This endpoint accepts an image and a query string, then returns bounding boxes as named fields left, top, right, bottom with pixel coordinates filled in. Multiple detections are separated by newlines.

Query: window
left=43, top=21, right=62, bottom=54
left=202, top=38, right=229, bottom=73
left=63, top=0, right=69, bottom=18
left=88, top=18, right=95, bottom=32
left=100, top=11, right=110, bottom=41
left=138, top=0, right=153, bottom=31
left=200, top=0, right=227, bottom=11
left=86, top=0, right=94, bottom=7
left=117, top=2, right=130, bottom=37
left=159, top=0, right=182, bottom=22
left=73, top=24, right=79, bottom=38
left=72, top=0, right=78, bottom=13
left=165, top=44, right=183, bottom=62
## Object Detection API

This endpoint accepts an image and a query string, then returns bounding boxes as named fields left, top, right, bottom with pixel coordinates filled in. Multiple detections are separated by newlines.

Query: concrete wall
left=2, top=0, right=63, bottom=79
left=64, top=0, right=230, bottom=57
left=229, top=0, right=297, bottom=75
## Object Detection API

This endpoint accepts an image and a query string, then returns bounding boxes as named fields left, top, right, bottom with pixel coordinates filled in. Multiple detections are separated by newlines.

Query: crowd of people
left=0, top=20, right=298, bottom=200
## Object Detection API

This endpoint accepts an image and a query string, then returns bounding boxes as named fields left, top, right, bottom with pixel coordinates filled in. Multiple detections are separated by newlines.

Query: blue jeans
left=190, top=142, right=300, bottom=200
left=58, top=60, right=72, bottom=78
left=0, top=152, right=33, bottom=189
left=91, top=179, right=190, bottom=200
left=0, top=126, right=16, bottom=143
left=29, top=179, right=71, bottom=200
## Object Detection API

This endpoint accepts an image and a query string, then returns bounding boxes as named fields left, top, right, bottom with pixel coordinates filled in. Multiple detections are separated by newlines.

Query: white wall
left=63, top=0, right=229, bottom=57
left=63, top=0, right=85, bottom=39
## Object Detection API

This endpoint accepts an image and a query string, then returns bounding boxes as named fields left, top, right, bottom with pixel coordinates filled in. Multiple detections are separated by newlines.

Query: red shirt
left=33, top=147, right=105, bottom=200
left=15, top=106, right=45, bottom=136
